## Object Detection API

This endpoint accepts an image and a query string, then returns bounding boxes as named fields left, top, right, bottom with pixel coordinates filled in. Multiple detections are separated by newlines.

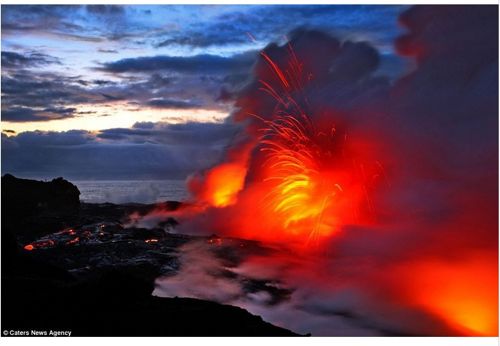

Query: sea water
left=73, top=180, right=189, bottom=204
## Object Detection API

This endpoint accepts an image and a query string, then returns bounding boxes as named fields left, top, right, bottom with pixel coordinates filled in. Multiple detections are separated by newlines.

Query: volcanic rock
left=1, top=175, right=300, bottom=336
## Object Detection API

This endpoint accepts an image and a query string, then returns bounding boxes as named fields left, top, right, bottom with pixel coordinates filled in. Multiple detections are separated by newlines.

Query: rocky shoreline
left=1, top=175, right=299, bottom=336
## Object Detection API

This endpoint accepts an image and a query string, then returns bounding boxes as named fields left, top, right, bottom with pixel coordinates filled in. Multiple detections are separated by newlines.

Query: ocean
left=73, top=180, right=189, bottom=204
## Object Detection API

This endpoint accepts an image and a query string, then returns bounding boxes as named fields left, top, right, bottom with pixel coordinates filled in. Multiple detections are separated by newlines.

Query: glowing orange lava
left=255, top=111, right=344, bottom=239
left=203, top=162, right=247, bottom=207
left=66, top=237, right=80, bottom=245
left=197, top=45, right=380, bottom=243
left=248, top=49, right=377, bottom=241
left=401, top=254, right=498, bottom=336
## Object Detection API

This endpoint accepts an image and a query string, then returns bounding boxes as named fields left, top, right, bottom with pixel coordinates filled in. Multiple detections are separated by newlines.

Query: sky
left=1, top=5, right=411, bottom=180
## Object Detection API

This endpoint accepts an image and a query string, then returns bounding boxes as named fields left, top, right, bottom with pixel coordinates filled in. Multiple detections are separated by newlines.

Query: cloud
left=155, top=24, right=249, bottom=48
left=85, top=5, right=125, bottom=16
left=1, top=121, right=240, bottom=180
left=0, top=58, right=249, bottom=123
left=1, top=5, right=138, bottom=43
left=1, top=5, right=105, bottom=43
left=97, top=49, right=119, bottom=54
left=1, top=70, right=109, bottom=122
left=91, top=53, right=258, bottom=111
left=1, top=51, right=61, bottom=69
left=155, top=5, right=406, bottom=51
left=1, top=106, right=77, bottom=122
left=146, top=98, right=202, bottom=109
left=0, top=5, right=411, bottom=124
left=98, top=51, right=257, bottom=75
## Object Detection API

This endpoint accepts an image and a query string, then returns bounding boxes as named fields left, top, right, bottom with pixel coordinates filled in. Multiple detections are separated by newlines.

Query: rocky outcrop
left=1, top=175, right=299, bottom=336
left=3, top=264, right=298, bottom=336
left=2, top=174, right=81, bottom=241
left=2, top=174, right=80, bottom=214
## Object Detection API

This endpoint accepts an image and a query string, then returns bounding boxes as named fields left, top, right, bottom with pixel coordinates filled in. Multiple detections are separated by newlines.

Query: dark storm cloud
left=1, top=5, right=80, bottom=32
left=2, top=121, right=240, bottom=180
left=92, top=52, right=257, bottom=111
left=98, top=51, right=256, bottom=74
left=156, top=5, right=406, bottom=50
left=1, top=51, right=61, bottom=69
left=155, top=25, right=248, bottom=48
left=96, top=121, right=240, bottom=145
left=94, top=72, right=235, bottom=110
left=1, top=5, right=142, bottom=43
left=1, top=58, right=244, bottom=123
left=0, top=5, right=407, bottom=50
left=229, top=28, right=391, bottom=133
left=1, top=65, right=218, bottom=122
left=0, top=5, right=108, bottom=43
left=2, top=71, right=98, bottom=106
left=146, top=98, right=202, bottom=109
left=152, top=5, right=410, bottom=80
left=1, top=5, right=410, bottom=123
left=97, top=49, right=119, bottom=54
left=2, top=107, right=41, bottom=122
left=1, top=106, right=77, bottom=122
left=1, top=70, right=110, bottom=122
left=85, top=5, right=125, bottom=16
left=7, top=129, right=94, bottom=147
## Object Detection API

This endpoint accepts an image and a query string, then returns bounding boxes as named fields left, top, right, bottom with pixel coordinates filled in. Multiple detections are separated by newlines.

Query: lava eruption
left=187, top=42, right=384, bottom=245
left=151, top=6, right=497, bottom=336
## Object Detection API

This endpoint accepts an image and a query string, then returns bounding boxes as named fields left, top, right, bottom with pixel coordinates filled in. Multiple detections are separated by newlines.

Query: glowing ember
left=207, top=237, right=223, bottom=246
left=66, top=237, right=80, bottom=245
left=145, top=239, right=159, bottom=243
left=24, top=239, right=56, bottom=250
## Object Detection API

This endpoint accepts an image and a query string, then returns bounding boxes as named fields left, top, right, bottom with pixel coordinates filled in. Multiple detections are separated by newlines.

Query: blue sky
left=1, top=5, right=409, bottom=132
left=1, top=5, right=412, bottom=179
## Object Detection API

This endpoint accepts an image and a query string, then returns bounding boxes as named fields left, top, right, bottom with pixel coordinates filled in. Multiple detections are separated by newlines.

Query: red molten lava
left=193, top=46, right=382, bottom=244
left=202, top=162, right=247, bottom=207
left=65, top=237, right=80, bottom=245
left=23, top=239, right=56, bottom=250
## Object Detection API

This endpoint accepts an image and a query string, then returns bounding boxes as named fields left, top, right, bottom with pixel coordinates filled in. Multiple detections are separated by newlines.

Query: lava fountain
left=151, top=14, right=497, bottom=336
left=188, top=43, right=383, bottom=245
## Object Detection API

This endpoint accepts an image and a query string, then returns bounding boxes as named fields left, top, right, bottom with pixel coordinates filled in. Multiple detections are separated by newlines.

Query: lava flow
left=139, top=15, right=498, bottom=337
left=189, top=45, right=382, bottom=244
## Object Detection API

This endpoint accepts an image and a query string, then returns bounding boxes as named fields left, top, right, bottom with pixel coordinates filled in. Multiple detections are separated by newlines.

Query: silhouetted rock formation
left=2, top=174, right=80, bottom=241
left=1, top=175, right=299, bottom=336
left=3, top=263, right=297, bottom=336
left=2, top=174, right=80, bottom=214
